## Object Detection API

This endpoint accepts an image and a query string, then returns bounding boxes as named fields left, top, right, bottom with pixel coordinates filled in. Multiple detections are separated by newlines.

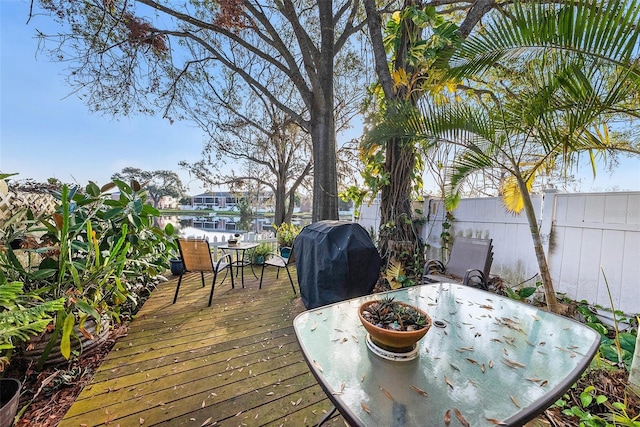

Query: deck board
left=59, top=267, right=346, bottom=426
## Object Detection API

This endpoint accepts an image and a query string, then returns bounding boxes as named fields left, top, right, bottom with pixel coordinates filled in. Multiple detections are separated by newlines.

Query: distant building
left=191, top=191, right=275, bottom=211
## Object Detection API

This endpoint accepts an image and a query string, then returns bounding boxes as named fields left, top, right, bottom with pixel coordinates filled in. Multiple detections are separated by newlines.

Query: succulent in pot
left=358, top=297, right=431, bottom=352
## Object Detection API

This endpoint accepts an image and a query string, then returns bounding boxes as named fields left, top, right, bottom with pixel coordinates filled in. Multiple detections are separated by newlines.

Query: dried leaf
left=465, top=358, right=478, bottom=365
left=489, top=359, right=494, bottom=368
left=379, top=386, right=394, bottom=400
left=311, top=322, right=317, bottom=331
left=202, top=401, right=205, bottom=408
left=456, top=346, right=474, bottom=352
left=502, top=357, right=526, bottom=369
left=486, top=418, right=507, bottom=425
left=139, top=418, right=144, bottom=425
left=313, top=360, right=323, bottom=372
left=510, top=395, right=521, bottom=408
left=481, top=363, right=485, bottom=373
left=361, top=402, right=371, bottom=413
left=444, top=376, right=454, bottom=389
left=410, top=385, right=428, bottom=396
left=201, top=417, right=213, bottom=426
left=444, top=409, right=451, bottom=425
left=540, top=380, right=548, bottom=387
left=454, top=408, right=470, bottom=427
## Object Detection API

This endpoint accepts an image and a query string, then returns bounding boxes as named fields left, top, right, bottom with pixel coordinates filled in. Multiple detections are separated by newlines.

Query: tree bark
left=311, top=0, right=339, bottom=222
left=516, top=173, right=560, bottom=313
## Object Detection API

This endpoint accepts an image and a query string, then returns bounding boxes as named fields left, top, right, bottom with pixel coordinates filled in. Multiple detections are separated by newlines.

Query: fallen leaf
left=454, top=408, right=470, bottom=427
left=444, top=376, right=454, bottom=389
left=311, top=322, right=317, bottom=331
left=510, top=395, right=521, bottom=408
left=444, top=409, right=451, bottom=425
left=361, top=402, right=371, bottom=413
left=410, top=385, right=428, bottom=396
left=379, top=386, right=394, bottom=400
left=139, top=418, right=144, bottom=425
left=486, top=418, right=507, bottom=425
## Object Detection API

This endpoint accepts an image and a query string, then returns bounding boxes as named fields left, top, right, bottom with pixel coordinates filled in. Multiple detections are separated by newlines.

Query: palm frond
left=449, top=0, right=640, bottom=81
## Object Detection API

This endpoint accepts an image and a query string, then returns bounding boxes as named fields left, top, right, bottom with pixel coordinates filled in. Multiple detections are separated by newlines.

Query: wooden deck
left=59, top=267, right=346, bottom=426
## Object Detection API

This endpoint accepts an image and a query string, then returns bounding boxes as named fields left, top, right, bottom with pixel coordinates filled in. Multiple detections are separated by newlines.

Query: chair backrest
left=177, top=238, right=214, bottom=272
left=445, top=237, right=493, bottom=278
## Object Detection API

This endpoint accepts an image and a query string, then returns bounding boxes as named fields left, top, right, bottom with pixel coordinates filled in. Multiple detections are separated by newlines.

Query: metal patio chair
left=259, top=246, right=296, bottom=294
left=422, top=237, right=493, bottom=289
left=173, top=238, right=234, bottom=306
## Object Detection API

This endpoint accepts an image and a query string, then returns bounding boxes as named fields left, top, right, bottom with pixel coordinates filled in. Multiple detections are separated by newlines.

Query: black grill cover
left=294, top=220, right=381, bottom=309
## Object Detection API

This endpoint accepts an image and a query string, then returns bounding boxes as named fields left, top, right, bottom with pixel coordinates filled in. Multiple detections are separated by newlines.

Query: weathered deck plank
left=59, top=267, right=346, bottom=426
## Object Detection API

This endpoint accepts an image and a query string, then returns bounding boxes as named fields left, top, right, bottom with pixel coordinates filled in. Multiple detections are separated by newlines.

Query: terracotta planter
left=358, top=300, right=431, bottom=351
left=0, top=378, right=21, bottom=427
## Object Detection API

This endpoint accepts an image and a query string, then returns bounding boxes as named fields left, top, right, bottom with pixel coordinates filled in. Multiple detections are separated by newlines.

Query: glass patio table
left=218, top=242, right=259, bottom=288
left=293, top=283, right=600, bottom=427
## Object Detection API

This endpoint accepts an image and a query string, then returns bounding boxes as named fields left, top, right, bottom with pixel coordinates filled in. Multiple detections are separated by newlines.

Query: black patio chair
left=422, top=237, right=493, bottom=289
left=259, top=246, right=297, bottom=294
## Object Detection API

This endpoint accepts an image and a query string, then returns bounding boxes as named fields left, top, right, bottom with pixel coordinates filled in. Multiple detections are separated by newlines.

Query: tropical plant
left=274, top=223, right=301, bottom=248
left=370, top=0, right=640, bottom=313
left=0, top=180, right=175, bottom=367
left=0, top=276, right=65, bottom=371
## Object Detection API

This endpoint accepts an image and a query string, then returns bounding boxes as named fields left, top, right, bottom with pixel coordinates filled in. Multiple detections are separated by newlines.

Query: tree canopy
left=31, top=0, right=373, bottom=221
left=111, top=168, right=185, bottom=208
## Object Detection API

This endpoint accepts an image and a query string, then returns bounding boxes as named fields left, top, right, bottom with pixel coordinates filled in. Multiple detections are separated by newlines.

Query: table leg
left=317, top=406, right=337, bottom=426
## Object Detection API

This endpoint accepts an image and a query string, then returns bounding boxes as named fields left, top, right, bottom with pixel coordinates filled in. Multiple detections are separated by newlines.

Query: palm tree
left=377, top=0, right=640, bottom=313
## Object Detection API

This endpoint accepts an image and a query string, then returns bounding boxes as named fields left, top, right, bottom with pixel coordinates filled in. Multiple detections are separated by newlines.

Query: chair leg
left=285, top=266, right=296, bottom=294
left=200, top=271, right=205, bottom=287
left=259, top=263, right=266, bottom=289
left=208, top=270, right=218, bottom=307
left=173, top=273, right=184, bottom=304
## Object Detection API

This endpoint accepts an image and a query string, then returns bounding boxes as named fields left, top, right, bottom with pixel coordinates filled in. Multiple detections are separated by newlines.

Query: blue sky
left=1, top=1, right=639, bottom=196
left=1, top=1, right=207, bottom=193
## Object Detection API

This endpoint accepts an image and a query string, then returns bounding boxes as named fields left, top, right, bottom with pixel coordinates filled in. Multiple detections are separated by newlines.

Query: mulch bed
left=5, top=324, right=127, bottom=427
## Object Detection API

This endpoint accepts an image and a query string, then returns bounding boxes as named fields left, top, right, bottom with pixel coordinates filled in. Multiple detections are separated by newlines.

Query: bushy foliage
left=0, top=180, right=176, bottom=367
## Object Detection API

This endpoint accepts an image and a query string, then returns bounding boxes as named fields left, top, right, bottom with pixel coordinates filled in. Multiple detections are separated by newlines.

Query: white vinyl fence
left=358, top=190, right=640, bottom=315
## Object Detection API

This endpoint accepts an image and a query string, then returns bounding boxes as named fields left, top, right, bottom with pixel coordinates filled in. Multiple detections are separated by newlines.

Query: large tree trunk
left=517, top=174, right=560, bottom=313
left=311, top=1, right=339, bottom=222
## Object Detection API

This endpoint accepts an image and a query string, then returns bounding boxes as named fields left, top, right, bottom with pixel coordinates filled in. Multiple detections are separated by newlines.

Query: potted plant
left=274, top=223, right=300, bottom=258
left=358, top=297, right=431, bottom=352
left=169, top=256, right=184, bottom=275
left=251, top=243, right=272, bottom=265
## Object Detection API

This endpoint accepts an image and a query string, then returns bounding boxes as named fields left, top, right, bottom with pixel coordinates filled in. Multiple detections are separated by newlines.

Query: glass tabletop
left=293, top=283, right=600, bottom=427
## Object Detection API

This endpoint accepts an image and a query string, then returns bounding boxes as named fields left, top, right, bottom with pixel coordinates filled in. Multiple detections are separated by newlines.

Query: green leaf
left=580, top=391, right=593, bottom=407
left=517, top=287, right=537, bottom=298
left=618, top=332, right=636, bottom=353
left=60, top=313, right=75, bottom=360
